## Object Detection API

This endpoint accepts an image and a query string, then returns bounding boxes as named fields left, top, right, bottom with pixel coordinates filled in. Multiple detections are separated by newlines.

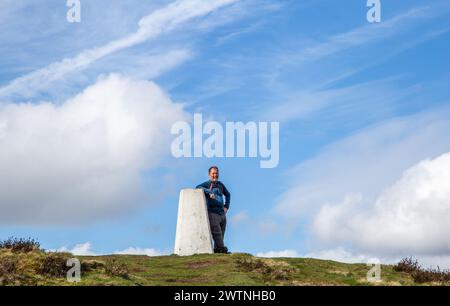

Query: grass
left=0, top=249, right=434, bottom=286
left=0, top=238, right=448, bottom=286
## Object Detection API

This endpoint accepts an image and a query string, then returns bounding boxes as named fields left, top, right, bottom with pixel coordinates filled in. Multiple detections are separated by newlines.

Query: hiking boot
left=214, top=247, right=231, bottom=254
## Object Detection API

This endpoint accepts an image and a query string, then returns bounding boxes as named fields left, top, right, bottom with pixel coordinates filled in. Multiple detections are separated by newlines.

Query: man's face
left=209, top=168, right=219, bottom=182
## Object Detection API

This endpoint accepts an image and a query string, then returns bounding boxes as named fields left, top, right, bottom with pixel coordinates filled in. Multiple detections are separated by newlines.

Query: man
left=196, top=166, right=231, bottom=254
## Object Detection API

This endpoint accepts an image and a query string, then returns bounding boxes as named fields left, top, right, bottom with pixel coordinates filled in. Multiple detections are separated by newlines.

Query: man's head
left=209, top=166, right=219, bottom=182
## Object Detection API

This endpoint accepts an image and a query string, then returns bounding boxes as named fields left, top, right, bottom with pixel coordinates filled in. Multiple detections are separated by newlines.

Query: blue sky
left=1, top=0, right=450, bottom=267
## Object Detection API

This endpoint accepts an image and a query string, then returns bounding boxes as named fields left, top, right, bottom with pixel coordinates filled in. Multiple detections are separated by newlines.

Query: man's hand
left=209, top=194, right=216, bottom=199
left=224, top=207, right=228, bottom=214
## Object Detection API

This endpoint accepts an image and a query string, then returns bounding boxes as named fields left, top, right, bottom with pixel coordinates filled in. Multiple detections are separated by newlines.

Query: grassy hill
left=0, top=247, right=434, bottom=286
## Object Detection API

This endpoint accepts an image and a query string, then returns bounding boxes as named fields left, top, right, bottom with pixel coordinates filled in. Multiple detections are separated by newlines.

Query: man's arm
left=196, top=182, right=213, bottom=196
left=221, top=183, right=231, bottom=210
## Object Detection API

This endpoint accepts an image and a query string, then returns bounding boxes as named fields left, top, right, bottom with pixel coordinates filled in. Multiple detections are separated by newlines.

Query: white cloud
left=114, top=247, right=167, bottom=257
left=256, top=249, right=299, bottom=258
left=0, top=74, right=186, bottom=225
left=53, top=243, right=167, bottom=257
left=314, top=151, right=450, bottom=256
left=0, top=0, right=239, bottom=100
left=56, top=242, right=97, bottom=256
left=274, top=108, right=450, bottom=266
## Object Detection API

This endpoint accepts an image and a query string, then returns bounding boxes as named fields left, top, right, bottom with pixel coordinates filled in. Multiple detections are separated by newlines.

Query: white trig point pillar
left=174, top=189, right=214, bottom=256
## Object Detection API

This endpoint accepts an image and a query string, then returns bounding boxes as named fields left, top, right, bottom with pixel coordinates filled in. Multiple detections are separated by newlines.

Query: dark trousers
left=208, top=212, right=227, bottom=249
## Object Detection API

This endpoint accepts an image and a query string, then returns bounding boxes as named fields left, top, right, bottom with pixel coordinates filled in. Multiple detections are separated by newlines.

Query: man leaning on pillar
left=196, top=166, right=231, bottom=254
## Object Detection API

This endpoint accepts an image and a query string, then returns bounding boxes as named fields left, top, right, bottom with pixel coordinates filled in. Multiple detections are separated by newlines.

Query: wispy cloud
left=215, top=21, right=265, bottom=46
left=278, top=5, right=443, bottom=66
left=255, top=3, right=450, bottom=124
left=259, top=76, right=418, bottom=123
left=102, top=49, right=193, bottom=81
left=181, top=2, right=450, bottom=120
left=0, top=0, right=239, bottom=101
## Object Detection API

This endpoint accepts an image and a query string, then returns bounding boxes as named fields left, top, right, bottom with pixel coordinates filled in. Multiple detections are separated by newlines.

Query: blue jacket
left=196, top=180, right=231, bottom=215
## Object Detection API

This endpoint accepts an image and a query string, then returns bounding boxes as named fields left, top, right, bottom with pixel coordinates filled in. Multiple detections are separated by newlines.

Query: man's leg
left=220, top=215, right=227, bottom=241
left=219, top=215, right=229, bottom=253
left=208, top=212, right=225, bottom=251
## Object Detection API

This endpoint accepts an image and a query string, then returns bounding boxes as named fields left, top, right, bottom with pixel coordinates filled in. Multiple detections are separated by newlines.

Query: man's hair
left=208, top=166, right=219, bottom=174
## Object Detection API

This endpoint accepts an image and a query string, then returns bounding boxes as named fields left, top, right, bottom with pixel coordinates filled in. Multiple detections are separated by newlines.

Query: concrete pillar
left=174, top=189, right=214, bottom=256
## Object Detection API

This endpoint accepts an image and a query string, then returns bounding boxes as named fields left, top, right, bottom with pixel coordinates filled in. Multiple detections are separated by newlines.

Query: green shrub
left=0, top=255, right=19, bottom=285
left=0, top=237, right=40, bottom=253
left=82, top=260, right=105, bottom=273
left=235, top=257, right=296, bottom=281
left=393, top=257, right=420, bottom=273
left=37, top=252, right=71, bottom=278
left=412, top=267, right=450, bottom=284
left=394, top=257, right=450, bottom=284
left=105, top=258, right=129, bottom=279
